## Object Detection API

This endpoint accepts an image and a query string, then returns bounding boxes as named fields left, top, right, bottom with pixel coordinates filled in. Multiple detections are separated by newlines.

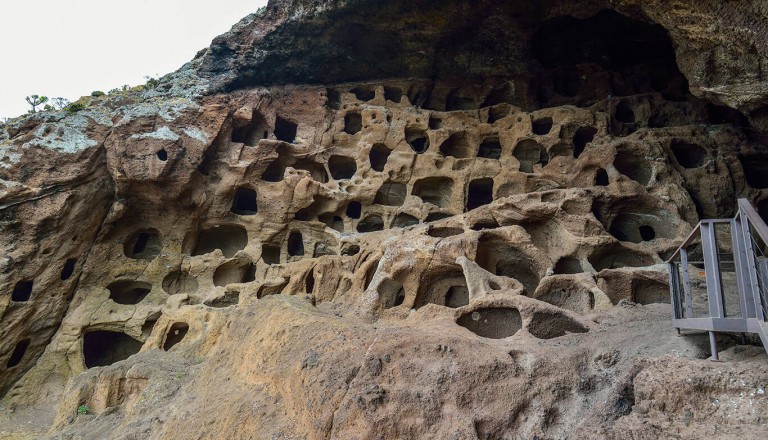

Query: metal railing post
left=702, top=222, right=725, bottom=319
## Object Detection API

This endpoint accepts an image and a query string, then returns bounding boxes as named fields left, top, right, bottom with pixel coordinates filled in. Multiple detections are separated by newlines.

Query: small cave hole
left=328, top=155, right=357, bottom=180
left=156, top=149, right=168, bottom=161
left=594, top=168, right=609, bottom=186
left=83, top=330, right=143, bottom=368
left=287, top=232, right=305, bottom=257
left=440, top=132, right=473, bottom=158
left=306, top=270, right=315, bottom=294
left=615, top=101, right=636, bottom=123
left=107, top=280, right=152, bottom=305
left=369, top=143, right=391, bottom=172
left=513, top=139, right=549, bottom=173
left=313, top=242, right=337, bottom=257
left=413, top=177, right=454, bottom=208
left=527, top=312, right=588, bottom=339
left=319, top=213, right=344, bottom=232
left=231, top=109, right=270, bottom=145
left=341, top=244, right=360, bottom=256
left=638, top=225, right=656, bottom=241
left=274, top=116, right=297, bottom=143
left=671, top=140, right=706, bottom=169
left=614, top=151, right=651, bottom=185
left=429, top=115, right=443, bottom=129
left=351, top=86, right=376, bottom=101
left=292, top=158, right=329, bottom=183
left=346, top=201, right=362, bottom=219
left=213, top=259, right=255, bottom=287
left=457, top=307, right=522, bottom=339
left=740, top=155, right=768, bottom=189
left=187, top=225, right=247, bottom=258
left=383, top=86, right=402, bottom=103
left=428, top=227, right=464, bottom=238
left=231, top=187, right=258, bottom=215
left=6, top=339, right=30, bottom=368
left=374, top=182, right=407, bottom=206
left=466, top=178, right=494, bottom=211
left=378, top=278, right=405, bottom=309
left=588, top=244, right=653, bottom=271
left=60, top=258, right=77, bottom=281
left=163, top=323, right=189, bottom=351
left=11, top=280, right=33, bottom=302
left=425, top=212, right=452, bottom=223
left=532, top=117, right=554, bottom=135
left=325, top=89, right=341, bottom=109
left=488, top=106, right=510, bottom=124
left=162, top=269, right=198, bottom=295
left=478, top=137, right=501, bottom=159
left=405, top=128, right=429, bottom=153
left=553, top=256, right=582, bottom=275
left=476, top=236, right=540, bottom=294
left=124, top=229, right=162, bottom=260
left=573, top=127, right=597, bottom=158
left=357, top=215, right=384, bottom=233
left=344, top=112, right=363, bottom=135
left=392, top=213, right=419, bottom=228
left=262, top=243, right=281, bottom=265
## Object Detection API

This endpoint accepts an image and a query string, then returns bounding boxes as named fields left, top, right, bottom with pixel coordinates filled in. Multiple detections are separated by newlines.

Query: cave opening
left=378, top=278, right=406, bottom=309
left=124, top=229, right=162, bottom=260
left=532, top=117, right=553, bottom=135
left=163, top=323, right=189, bottom=351
left=476, top=235, right=540, bottom=294
left=375, top=182, right=407, bottom=206
left=60, top=258, right=77, bottom=281
left=11, top=280, right=33, bottom=302
left=344, top=112, right=363, bottom=134
left=351, top=86, right=376, bottom=101
left=553, top=256, right=582, bottom=275
left=413, top=177, right=454, bottom=208
left=107, top=280, right=152, bottom=305
left=346, top=201, right=362, bottom=219
left=231, top=187, right=258, bottom=215
left=357, top=214, right=384, bottom=232
left=262, top=243, right=281, bottom=265
left=156, top=149, right=168, bottom=161
left=466, top=178, right=494, bottom=211
left=292, top=158, right=329, bottom=183
left=573, top=127, right=597, bottom=158
left=384, top=86, right=402, bottom=103
left=326, top=88, right=341, bottom=109
left=405, top=127, right=429, bottom=153
left=594, top=168, right=609, bottom=186
left=440, top=132, right=473, bottom=158
left=513, top=139, right=548, bottom=173
left=274, top=116, right=297, bottom=143
left=457, top=307, right=521, bottom=339
left=589, top=244, right=653, bottom=271
left=670, top=140, right=706, bottom=169
left=392, top=213, right=419, bottom=228
left=232, top=109, right=270, bottom=145
left=328, top=155, right=357, bottom=180
left=287, top=231, right=305, bottom=257
left=740, top=155, right=768, bottom=189
left=186, top=224, right=248, bottom=258
left=319, top=213, right=345, bottom=232
left=6, top=339, right=30, bottom=368
left=478, top=137, right=501, bottom=159
left=369, top=143, right=392, bottom=172
left=83, top=330, right=143, bottom=368
left=414, top=265, right=468, bottom=309
left=213, top=258, right=256, bottom=287
left=614, top=151, right=651, bottom=185
left=162, top=269, right=199, bottom=295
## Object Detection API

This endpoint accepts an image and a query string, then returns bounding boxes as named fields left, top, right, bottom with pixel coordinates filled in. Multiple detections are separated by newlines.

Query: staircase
left=668, top=199, right=768, bottom=359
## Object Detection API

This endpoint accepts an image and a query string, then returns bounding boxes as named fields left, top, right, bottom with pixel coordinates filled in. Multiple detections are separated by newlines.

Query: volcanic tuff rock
left=1, top=1, right=768, bottom=439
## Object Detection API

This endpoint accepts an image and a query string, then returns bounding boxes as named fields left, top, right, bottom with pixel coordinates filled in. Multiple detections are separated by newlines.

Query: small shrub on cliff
left=77, top=405, right=89, bottom=415
left=90, top=91, right=105, bottom=97
left=64, top=102, right=86, bottom=113
left=25, top=95, right=48, bottom=113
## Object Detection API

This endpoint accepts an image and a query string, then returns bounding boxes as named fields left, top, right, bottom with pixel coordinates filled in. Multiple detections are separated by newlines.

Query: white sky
left=0, top=0, right=268, bottom=118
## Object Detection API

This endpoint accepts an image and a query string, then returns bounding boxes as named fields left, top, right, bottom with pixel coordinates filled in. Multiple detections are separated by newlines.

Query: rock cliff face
left=1, top=1, right=768, bottom=439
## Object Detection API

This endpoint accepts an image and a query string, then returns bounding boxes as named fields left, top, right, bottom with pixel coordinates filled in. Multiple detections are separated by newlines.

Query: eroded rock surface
left=2, top=1, right=768, bottom=439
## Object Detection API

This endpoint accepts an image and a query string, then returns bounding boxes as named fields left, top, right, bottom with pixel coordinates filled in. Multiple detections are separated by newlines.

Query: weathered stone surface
left=1, top=1, right=768, bottom=439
